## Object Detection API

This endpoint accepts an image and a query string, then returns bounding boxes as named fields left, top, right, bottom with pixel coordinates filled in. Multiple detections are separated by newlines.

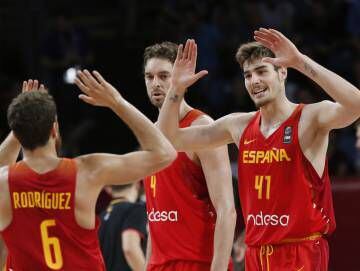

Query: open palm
left=254, top=28, right=302, bottom=68
left=75, top=70, right=121, bottom=108
left=171, top=39, right=208, bottom=92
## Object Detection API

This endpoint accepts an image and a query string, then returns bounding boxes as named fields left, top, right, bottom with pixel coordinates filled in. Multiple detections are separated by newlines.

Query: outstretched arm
left=194, top=117, right=236, bottom=271
left=75, top=70, right=176, bottom=186
left=254, top=28, right=360, bottom=130
left=0, top=80, right=46, bottom=167
left=158, top=39, right=233, bottom=151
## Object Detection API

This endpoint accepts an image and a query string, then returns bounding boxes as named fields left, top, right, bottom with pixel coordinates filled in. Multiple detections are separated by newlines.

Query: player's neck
left=179, top=100, right=194, bottom=121
left=158, top=99, right=193, bottom=121
left=259, top=96, right=297, bottom=128
left=22, top=141, right=59, bottom=165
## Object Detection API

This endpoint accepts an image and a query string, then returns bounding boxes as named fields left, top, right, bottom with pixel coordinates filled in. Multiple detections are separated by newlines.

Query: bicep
left=314, top=101, right=359, bottom=130
left=177, top=117, right=233, bottom=151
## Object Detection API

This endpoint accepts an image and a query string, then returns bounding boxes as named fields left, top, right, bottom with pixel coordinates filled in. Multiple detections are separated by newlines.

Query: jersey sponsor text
left=247, top=211, right=290, bottom=227
left=147, top=208, right=178, bottom=222
left=243, top=148, right=291, bottom=164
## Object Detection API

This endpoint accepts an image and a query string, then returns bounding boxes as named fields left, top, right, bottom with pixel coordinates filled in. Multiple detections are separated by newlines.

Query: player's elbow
left=152, top=146, right=177, bottom=169
left=123, top=248, right=141, bottom=268
left=216, top=203, right=237, bottom=225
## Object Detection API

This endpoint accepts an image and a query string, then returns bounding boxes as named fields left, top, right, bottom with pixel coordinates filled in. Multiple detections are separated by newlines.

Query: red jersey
left=1, top=158, right=105, bottom=271
left=145, top=110, right=216, bottom=265
left=238, top=104, right=336, bottom=246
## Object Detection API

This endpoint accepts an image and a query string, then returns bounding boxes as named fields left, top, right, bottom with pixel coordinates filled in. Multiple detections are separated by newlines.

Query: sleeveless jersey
left=1, top=158, right=105, bottom=271
left=238, top=104, right=336, bottom=246
left=145, top=109, right=216, bottom=265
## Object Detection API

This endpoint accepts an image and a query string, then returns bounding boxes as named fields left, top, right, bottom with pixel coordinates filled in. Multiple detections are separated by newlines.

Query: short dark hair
left=7, top=91, right=57, bottom=150
left=143, top=41, right=178, bottom=70
left=111, top=183, right=133, bottom=192
left=235, top=41, right=277, bottom=70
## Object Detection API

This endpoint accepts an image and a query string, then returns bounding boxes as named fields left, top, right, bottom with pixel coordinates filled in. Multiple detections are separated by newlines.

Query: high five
left=158, top=29, right=360, bottom=270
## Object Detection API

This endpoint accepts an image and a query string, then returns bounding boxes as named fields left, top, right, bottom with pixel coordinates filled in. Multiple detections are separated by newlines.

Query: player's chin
left=150, top=99, right=164, bottom=109
left=254, top=97, right=272, bottom=108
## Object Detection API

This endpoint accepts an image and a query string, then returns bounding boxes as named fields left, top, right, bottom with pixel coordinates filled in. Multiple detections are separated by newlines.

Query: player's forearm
left=110, top=96, right=176, bottom=163
left=294, top=54, right=360, bottom=114
left=211, top=206, right=237, bottom=271
left=0, top=132, right=21, bottom=167
left=158, top=86, right=184, bottom=149
left=124, top=246, right=146, bottom=271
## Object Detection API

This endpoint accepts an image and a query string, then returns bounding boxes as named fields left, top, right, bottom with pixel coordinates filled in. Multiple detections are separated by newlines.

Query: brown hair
left=143, top=41, right=178, bottom=70
left=7, top=91, right=57, bottom=150
left=235, top=41, right=276, bottom=70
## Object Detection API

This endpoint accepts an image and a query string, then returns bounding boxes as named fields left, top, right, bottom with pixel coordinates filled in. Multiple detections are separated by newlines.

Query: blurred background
left=0, top=0, right=359, bottom=270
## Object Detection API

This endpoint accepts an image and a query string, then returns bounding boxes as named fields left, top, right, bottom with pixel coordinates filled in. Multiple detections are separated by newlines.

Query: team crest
left=283, top=126, right=292, bottom=144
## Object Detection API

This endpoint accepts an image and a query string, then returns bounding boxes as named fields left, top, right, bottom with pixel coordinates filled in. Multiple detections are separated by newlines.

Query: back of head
left=111, top=183, right=133, bottom=193
left=235, top=41, right=276, bottom=70
left=143, top=41, right=178, bottom=69
left=7, top=91, right=57, bottom=150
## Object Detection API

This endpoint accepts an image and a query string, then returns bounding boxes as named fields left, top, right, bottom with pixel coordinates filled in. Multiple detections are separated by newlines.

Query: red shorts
left=147, top=260, right=233, bottom=271
left=147, top=261, right=211, bottom=271
left=245, top=238, right=329, bottom=271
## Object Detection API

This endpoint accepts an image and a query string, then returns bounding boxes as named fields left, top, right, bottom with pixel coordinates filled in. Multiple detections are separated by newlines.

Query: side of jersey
left=145, top=109, right=216, bottom=265
left=238, top=104, right=336, bottom=246
left=1, top=159, right=105, bottom=271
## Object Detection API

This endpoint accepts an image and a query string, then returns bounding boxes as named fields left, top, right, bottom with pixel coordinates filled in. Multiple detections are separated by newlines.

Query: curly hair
left=7, top=91, right=57, bottom=150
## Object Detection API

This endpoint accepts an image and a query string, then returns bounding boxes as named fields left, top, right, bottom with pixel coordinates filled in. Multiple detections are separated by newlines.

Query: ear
left=50, top=122, right=58, bottom=138
left=278, top=67, right=287, bottom=82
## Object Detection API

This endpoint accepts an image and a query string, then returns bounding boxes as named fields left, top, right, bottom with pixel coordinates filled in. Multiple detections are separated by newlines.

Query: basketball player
left=158, top=29, right=360, bottom=270
left=0, top=70, right=176, bottom=270
left=143, top=42, right=236, bottom=271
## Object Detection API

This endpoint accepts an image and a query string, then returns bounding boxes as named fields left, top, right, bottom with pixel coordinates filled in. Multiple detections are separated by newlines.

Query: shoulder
left=126, top=201, right=146, bottom=213
left=302, top=101, right=334, bottom=117
left=301, top=101, right=333, bottom=129
left=190, top=114, right=214, bottom=126
left=193, top=111, right=256, bottom=127
left=222, top=112, right=257, bottom=130
left=74, top=153, right=109, bottom=173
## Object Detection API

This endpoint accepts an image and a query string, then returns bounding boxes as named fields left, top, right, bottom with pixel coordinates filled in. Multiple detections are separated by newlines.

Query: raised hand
left=75, top=69, right=122, bottom=108
left=171, top=39, right=208, bottom=92
left=22, top=79, right=46, bottom=92
left=254, top=28, right=302, bottom=68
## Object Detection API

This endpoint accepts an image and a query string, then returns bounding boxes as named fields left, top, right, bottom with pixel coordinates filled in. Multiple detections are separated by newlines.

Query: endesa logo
left=147, top=208, right=178, bottom=222
left=247, top=211, right=289, bottom=227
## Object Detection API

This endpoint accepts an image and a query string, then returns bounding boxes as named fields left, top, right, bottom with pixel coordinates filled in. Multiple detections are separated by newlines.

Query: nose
left=153, top=76, right=161, bottom=88
left=250, top=73, right=261, bottom=85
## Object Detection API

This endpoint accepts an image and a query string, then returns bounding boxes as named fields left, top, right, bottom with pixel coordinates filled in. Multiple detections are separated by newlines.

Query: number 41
left=255, top=175, right=271, bottom=200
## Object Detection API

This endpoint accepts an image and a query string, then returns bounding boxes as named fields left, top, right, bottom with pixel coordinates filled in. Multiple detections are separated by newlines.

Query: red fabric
left=238, top=104, right=336, bottom=246
left=145, top=109, right=217, bottom=265
left=2, top=159, right=105, bottom=271
left=147, top=260, right=234, bottom=271
left=147, top=261, right=211, bottom=271
left=245, top=238, right=329, bottom=271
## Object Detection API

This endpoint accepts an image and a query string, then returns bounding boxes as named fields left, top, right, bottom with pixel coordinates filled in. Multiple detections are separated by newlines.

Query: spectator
left=99, top=183, right=147, bottom=271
